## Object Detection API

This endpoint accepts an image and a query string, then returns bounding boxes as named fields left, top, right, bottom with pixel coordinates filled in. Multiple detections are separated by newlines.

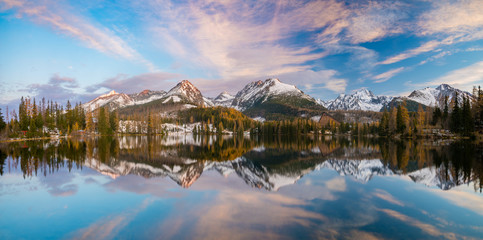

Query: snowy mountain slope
left=128, top=89, right=167, bottom=106
left=327, top=88, right=393, bottom=112
left=161, top=80, right=205, bottom=106
left=84, top=80, right=205, bottom=112
left=407, top=84, right=473, bottom=109
left=316, top=98, right=330, bottom=108
left=82, top=78, right=472, bottom=117
left=213, top=91, right=235, bottom=107
left=231, top=78, right=316, bottom=111
left=83, top=90, right=134, bottom=112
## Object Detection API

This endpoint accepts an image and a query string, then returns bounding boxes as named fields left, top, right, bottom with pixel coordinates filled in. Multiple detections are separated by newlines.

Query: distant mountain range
left=320, top=88, right=393, bottom=112
left=83, top=78, right=474, bottom=118
left=83, top=78, right=325, bottom=120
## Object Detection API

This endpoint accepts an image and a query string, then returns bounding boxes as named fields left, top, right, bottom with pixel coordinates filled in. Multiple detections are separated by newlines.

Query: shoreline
left=1, top=133, right=480, bottom=144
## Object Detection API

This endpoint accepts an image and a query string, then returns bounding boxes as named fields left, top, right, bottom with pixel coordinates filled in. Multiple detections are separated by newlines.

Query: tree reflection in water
left=0, top=136, right=481, bottom=192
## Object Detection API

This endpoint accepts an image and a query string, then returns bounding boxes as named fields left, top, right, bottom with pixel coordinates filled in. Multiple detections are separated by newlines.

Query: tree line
left=379, top=86, right=483, bottom=137
left=1, top=85, right=482, bottom=139
left=0, top=97, right=119, bottom=138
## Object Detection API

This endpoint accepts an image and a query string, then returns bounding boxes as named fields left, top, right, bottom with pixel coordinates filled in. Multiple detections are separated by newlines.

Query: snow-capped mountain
left=407, top=84, right=473, bottom=109
left=83, top=80, right=205, bottom=112
left=326, top=88, right=393, bottom=111
left=316, top=98, right=330, bottom=108
left=231, top=78, right=316, bottom=111
left=213, top=91, right=235, bottom=107
left=82, top=78, right=472, bottom=116
left=161, top=80, right=205, bottom=107
left=128, top=89, right=167, bottom=105
left=83, top=90, right=134, bottom=112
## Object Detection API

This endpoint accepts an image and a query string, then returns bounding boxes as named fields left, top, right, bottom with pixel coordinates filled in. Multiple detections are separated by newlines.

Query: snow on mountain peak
left=215, top=91, right=235, bottom=101
left=327, top=88, right=392, bottom=111
left=167, top=80, right=199, bottom=95
left=231, top=78, right=312, bottom=110
left=436, top=84, right=452, bottom=91
left=407, top=83, right=472, bottom=108
left=164, top=80, right=204, bottom=106
left=352, top=88, right=375, bottom=99
left=83, top=90, right=132, bottom=112
left=100, top=90, right=119, bottom=98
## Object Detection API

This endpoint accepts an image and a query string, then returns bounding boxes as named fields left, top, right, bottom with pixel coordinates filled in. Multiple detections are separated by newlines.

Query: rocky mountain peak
left=139, top=89, right=150, bottom=95
left=436, top=83, right=452, bottom=91
left=164, top=80, right=204, bottom=106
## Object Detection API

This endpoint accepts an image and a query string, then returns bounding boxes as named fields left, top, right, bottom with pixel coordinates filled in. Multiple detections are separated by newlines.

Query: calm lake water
left=0, top=135, right=482, bottom=239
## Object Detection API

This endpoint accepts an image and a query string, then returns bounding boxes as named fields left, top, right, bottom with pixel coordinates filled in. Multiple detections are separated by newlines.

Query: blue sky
left=1, top=0, right=483, bottom=110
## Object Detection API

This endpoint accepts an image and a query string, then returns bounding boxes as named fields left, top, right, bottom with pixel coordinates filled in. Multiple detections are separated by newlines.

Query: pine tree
left=217, top=121, right=224, bottom=135
left=396, top=105, right=405, bottom=134
left=389, top=107, right=397, bottom=134
left=109, top=110, right=119, bottom=134
left=0, top=108, right=6, bottom=132
left=86, top=111, right=94, bottom=133
left=417, top=104, right=425, bottom=135
left=19, top=97, right=29, bottom=131
left=443, top=96, right=449, bottom=129
left=98, top=107, right=109, bottom=135
left=379, top=109, right=389, bottom=136
left=432, top=107, right=442, bottom=126
left=451, top=92, right=462, bottom=133
left=462, top=96, right=474, bottom=135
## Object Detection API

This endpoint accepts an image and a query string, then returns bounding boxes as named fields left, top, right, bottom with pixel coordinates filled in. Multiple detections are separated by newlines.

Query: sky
left=1, top=0, right=483, bottom=111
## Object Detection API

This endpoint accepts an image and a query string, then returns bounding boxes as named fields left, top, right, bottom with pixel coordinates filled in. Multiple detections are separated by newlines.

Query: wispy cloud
left=417, top=0, right=483, bottom=36
left=373, top=67, right=405, bottom=83
left=148, top=0, right=334, bottom=79
left=413, top=61, right=483, bottom=91
left=380, top=0, right=483, bottom=65
left=419, top=47, right=483, bottom=65
left=18, top=74, right=98, bottom=105
left=0, top=0, right=157, bottom=71
left=144, top=0, right=392, bottom=85
left=49, top=73, right=78, bottom=88
left=88, top=72, right=184, bottom=93
left=278, top=70, right=348, bottom=93
left=343, top=1, right=407, bottom=44
left=24, top=74, right=80, bottom=102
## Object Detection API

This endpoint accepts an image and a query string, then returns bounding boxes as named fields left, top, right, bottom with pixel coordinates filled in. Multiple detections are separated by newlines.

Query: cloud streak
left=89, top=72, right=184, bottom=93
left=0, top=0, right=157, bottom=71
left=380, top=0, right=483, bottom=65
left=373, top=67, right=405, bottom=83
left=415, top=61, right=483, bottom=91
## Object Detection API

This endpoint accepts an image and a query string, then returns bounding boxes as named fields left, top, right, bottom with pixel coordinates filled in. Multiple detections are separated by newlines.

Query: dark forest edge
left=0, top=86, right=482, bottom=141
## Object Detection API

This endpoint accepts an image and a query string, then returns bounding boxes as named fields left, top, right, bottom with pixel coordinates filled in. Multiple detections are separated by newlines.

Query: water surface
left=0, top=136, right=482, bottom=239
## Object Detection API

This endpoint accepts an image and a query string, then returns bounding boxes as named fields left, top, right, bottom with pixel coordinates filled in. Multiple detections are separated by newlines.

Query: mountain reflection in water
left=1, top=135, right=481, bottom=192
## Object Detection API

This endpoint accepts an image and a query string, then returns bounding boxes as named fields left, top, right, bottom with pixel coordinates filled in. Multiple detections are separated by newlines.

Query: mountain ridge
left=83, top=79, right=473, bottom=117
